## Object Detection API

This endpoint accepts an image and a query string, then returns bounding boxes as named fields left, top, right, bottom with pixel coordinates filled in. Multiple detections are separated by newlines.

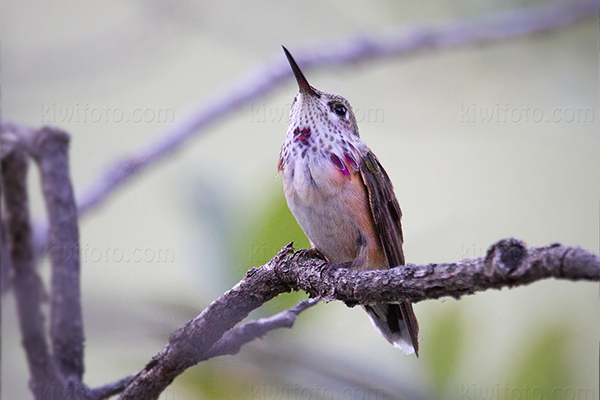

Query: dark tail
left=364, top=301, right=419, bottom=356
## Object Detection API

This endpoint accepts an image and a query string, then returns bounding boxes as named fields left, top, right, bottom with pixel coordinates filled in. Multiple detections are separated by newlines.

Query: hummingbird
left=278, top=47, right=419, bottom=356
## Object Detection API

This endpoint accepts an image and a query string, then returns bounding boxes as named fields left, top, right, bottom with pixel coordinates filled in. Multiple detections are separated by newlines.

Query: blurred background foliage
left=233, top=191, right=310, bottom=313
left=3, top=0, right=599, bottom=399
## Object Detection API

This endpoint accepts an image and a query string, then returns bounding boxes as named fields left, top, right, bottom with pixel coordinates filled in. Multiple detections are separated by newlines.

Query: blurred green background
left=3, top=1, right=599, bottom=399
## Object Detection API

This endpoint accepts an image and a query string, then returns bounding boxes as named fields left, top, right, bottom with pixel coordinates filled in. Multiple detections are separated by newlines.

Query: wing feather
left=359, top=151, right=419, bottom=355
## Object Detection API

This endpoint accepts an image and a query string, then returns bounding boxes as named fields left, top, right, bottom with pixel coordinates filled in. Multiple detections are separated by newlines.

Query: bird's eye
left=330, top=102, right=347, bottom=117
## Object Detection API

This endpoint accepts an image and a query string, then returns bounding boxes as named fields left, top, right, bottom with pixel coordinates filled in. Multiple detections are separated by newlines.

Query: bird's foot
left=321, top=261, right=358, bottom=307
left=296, top=247, right=328, bottom=261
left=320, top=261, right=352, bottom=277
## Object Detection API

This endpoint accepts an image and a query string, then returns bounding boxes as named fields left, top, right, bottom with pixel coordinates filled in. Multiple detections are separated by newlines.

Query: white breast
left=282, top=155, right=363, bottom=263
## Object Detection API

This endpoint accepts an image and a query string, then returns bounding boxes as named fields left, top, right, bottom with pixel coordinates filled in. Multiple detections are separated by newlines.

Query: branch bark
left=279, top=240, right=600, bottom=303
left=118, top=239, right=599, bottom=400
left=29, top=0, right=598, bottom=255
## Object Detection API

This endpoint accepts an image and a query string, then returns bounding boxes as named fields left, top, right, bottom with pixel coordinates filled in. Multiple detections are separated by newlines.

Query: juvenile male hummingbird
left=278, top=47, right=419, bottom=355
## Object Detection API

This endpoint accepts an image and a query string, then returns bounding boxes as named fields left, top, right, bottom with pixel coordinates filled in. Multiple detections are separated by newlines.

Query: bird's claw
left=296, top=248, right=328, bottom=261
left=321, top=261, right=352, bottom=276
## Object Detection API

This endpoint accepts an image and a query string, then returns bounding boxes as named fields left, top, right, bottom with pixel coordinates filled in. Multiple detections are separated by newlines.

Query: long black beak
left=282, top=46, right=318, bottom=97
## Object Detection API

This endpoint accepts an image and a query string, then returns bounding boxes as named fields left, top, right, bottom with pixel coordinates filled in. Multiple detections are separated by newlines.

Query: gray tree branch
left=29, top=0, right=598, bottom=255
left=2, top=123, right=88, bottom=399
left=28, top=126, right=86, bottom=381
left=280, top=240, right=600, bottom=303
left=1, top=124, right=64, bottom=399
left=117, top=239, right=599, bottom=400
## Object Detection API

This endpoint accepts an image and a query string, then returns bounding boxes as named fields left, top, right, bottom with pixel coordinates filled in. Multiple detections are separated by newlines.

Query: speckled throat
left=278, top=88, right=368, bottom=177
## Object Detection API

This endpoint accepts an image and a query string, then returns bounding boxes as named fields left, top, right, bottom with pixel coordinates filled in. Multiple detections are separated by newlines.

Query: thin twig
left=202, top=297, right=321, bottom=360
left=117, top=239, right=599, bottom=400
left=28, top=0, right=598, bottom=254
left=28, top=126, right=86, bottom=381
left=87, top=375, right=136, bottom=400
